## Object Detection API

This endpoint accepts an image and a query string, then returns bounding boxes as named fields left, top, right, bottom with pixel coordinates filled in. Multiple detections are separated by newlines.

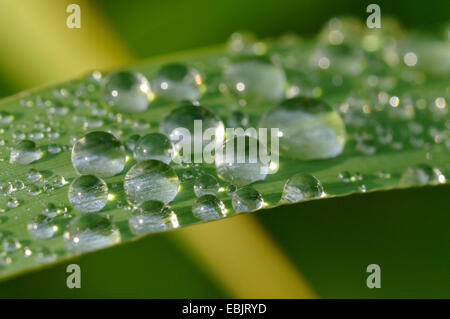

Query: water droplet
left=102, top=71, right=152, bottom=113
left=34, top=247, right=57, bottom=263
left=226, top=184, right=237, bottom=195
left=43, top=203, right=64, bottom=218
left=125, top=134, right=140, bottom=151
left=6, top=197, right=20, bottom=208
left=338, top=171, right=352, bottom=183
left=160, top=103, right=224, bottom=152
left=280, top=173, right=324, bottom=203
left=399, top=164, right=441, bottom=186
left=47, top=143, right=62, bottom=154
left=0, top=111, right=14, bottom=124
left=133, top=133, right=173, bottom=164
left=27, top=214, right=56, bottom=239
left=50, top=175, right=67, bottom=188
left=2, top=236, right=21, bottom=252
left=68, top=175, right=108, bottom=213
left=224, top=57, right=286, bottom=103
left=0, top=182, right=13, bottom=195
left=64, top=214, right=121, bottom=253
left=215, top=135, right=269, bottom=186
left=151, top=63, right=203, bottom=102
left=182, top=168, right=195, bottom=180
left=193, top=173, right=219, bottom=197
left=72, top=131, right=126, bottom=178
left=128, top=201, right=179, bottom=235
left=231, top=186, right=264, bottom=212
left=27, top=184, right=42, bottom=196
left=192, top=195, right=226, bottom=220
left=124, top=160, right=179, bottom=205
left=0, top=252, right=12, bottom=266
left=259, top=97, right=346, bottom=160
left=9, top=140, right=43, bottom=164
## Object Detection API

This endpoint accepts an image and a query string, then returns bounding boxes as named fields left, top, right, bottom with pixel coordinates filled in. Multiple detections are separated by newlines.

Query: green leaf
left=0, top=29, right=448, bottom=280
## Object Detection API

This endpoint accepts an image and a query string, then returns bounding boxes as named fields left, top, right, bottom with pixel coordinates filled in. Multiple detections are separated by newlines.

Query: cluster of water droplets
left=0, top=16, right=448, bottom=271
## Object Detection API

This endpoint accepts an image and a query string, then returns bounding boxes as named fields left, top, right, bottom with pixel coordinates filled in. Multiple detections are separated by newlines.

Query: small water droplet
left=34, top=247, right=57, bottom=263
left=399, top=164, right=442, bottom=186
left=125, top=134, right=140, bottom=151
left=280, top=173, right=324, bottom=203
left=47, top=144, right=62, bottom=154
left=2, top=236, right=21, bottom=252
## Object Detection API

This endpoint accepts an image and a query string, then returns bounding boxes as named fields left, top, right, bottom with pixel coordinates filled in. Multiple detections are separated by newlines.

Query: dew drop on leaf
left=133, top=133, right=173, bottom=164
left=63, top=214, right=121, bottom=253
left=215, top=135, right=269, bottom=187
left=193, top=173, right=219, bottom=197
left=159, top=103, right=224, bottom=152
left=71, top=131, right=126, bottom=178
left=128, top=201, right=179, bottom=235
left=280, top=173, right=324, bottom=203
left=224, top=57, right=286, bottom=103
left=192, top=195, right=227, bottom=220
left=124, top=160, right=179, bottom=205
left=231, top=185, right=264, bottom=213
left=151, top=63, right=204, bottom=102
left=68, top=175, right=109, bottom=213
left=101, top=71, right=152, bottom=113
left=27, top=214, right=56, bottom=239
left=259, top=97, right=346, bottom=160
left=9, top=140, right=43, bottom=165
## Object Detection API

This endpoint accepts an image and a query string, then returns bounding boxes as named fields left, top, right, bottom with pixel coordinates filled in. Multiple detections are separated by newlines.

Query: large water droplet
left=124, top=160, right=179, bottom=205
left=151, top=63, right=203, bottom=102
left=193, top=173, right=219, bottom=197
left=9, top=140, right=43, bottom=164
left=280, top=173, right=324, bottom=203
left=128, top=201, right=179, bottom=235
left=133, top=133, right=173, bottom=164
left=215, top=135, right=269, bottom=186
left=259, top=97, right=346, bottom=160
left=64, top=214, right=121, bottom=253
left=231, top=186, right=264, bottom=212
left=224, top=57, right=286, bottom=103
left=68, top=175, right=108, bottom=213
left=72, top=131, right=126, bottom=178
left=27, top=214, right=56, bottom=239
left=192, top=195, right=226, bottom=220
left=159, top=103, right=224, bottom=152
left=101, top=71, right=152, bottom=113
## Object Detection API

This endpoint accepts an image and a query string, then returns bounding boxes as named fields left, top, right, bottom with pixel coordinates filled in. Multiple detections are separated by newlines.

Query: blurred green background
left=0, top=0, right=449, bottom=298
